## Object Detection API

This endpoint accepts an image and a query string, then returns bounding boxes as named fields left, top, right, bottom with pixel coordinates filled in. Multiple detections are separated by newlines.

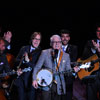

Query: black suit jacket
left=64, top=44, right=78, bottom=88
left=15, top=45, right=41, bottom=88
left=0, top=53, right=11, bottom=73
left=81, top=39, right=100, bottom=60
left=65, top=44, right=78, bottom=62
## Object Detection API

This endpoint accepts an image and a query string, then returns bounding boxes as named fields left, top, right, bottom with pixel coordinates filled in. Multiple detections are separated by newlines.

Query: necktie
left=62, top=46, right=65, bottom=52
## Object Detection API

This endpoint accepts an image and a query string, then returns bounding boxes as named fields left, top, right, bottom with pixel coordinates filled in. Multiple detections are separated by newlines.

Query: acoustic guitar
left=6, top=53, right=15, bottom=69
left=77, top=54, right=100, bottom=80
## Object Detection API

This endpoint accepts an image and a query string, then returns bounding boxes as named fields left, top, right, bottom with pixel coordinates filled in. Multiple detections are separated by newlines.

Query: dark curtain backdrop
left=0, top=4, right=100, bottom=58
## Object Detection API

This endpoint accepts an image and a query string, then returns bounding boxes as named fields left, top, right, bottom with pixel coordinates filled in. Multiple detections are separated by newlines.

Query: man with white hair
left=32, top=35, right=79, bottom=100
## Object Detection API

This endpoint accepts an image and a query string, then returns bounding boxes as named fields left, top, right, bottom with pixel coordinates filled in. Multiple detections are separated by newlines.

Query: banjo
left=36, top=68, right=73, bottom=87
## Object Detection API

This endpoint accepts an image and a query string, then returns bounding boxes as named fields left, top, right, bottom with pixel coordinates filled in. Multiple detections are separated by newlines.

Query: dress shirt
left=62, top=44, right=68, bottom=52
left=30, top=46, right=35, bottom=53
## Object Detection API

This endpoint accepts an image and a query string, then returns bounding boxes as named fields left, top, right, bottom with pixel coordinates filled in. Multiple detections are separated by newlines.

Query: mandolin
left=6, top=53, right=15, bottom=69
left=0, top=67, right=32, bottom=78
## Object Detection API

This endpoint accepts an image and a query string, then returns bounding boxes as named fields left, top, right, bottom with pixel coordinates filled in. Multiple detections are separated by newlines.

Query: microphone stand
left=57, top=68, right=64, bottom=95
left=9, top=55, right=25, bottom=97
left=51, top=49, right=64, bottom=99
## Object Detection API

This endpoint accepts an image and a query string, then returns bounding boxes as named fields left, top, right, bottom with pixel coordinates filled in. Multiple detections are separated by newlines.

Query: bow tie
left=30, top=47, right=35, bottom=53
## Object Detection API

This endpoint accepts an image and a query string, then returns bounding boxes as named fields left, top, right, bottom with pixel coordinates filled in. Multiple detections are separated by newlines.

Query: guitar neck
left=92, top=58, right=100, bottom=64
left=0, top=67, right=32, bottom=78
left=0, top=70, right=16, bottom=78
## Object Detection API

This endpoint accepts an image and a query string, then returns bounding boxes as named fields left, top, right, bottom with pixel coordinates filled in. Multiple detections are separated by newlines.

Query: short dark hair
left=59, top=29, right=71, bottom=36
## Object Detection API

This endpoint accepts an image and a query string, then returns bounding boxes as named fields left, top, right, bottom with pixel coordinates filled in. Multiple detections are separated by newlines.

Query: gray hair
left=50, top=35, right=61, bottom=46
left=50, top=35, right=61, bottom=42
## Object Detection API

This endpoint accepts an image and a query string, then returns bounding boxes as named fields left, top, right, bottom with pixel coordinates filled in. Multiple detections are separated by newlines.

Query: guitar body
left=77, top=54, right=99, bottom=80
left=6, top=53, right=15, bottom=69
left=0, top=89, right=7, bottom=100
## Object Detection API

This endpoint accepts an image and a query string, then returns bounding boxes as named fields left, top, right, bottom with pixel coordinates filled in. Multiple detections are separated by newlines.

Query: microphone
left=52, top=49, right=58, bottom=63
left=53, top=49, right=58, bottom=59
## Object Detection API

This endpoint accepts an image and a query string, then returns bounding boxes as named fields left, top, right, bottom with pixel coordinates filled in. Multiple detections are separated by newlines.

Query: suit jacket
left=0, top=53, right=11, bottom=73
left=65, top=44, right=78, bottom=62
left=63, top=44, right=78, bottom=90
left=82, top=39, right=100, bottom=60
left=33, top=48, right=71, bottom=95
left=15, top=45, right=41, bottom=88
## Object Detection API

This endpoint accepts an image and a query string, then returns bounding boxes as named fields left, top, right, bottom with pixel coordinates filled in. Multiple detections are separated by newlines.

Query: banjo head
left=36, top=68, right=53, bottom=87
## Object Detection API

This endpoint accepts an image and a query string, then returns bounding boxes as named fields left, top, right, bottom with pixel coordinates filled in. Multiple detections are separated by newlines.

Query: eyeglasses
left=33, top=38, right=41, bottom=41
left=52, top=41, right=62, bottom=44
left=96, top=30, right=100, bottom=32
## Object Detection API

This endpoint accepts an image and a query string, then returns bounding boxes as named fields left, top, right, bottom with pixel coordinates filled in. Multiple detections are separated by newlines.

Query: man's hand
left=92, top=40, right=100, bottom=53
left=17, top=68, right=23, bottom=76
left=97, top=47, right=100, bottom=52
left=92, top=40, right=99, bottom=50
left=32, top=80, right=38, bottom=89
left=73, top=66, right=80, bottom=72
left=24, top=52, right=30, bottom=62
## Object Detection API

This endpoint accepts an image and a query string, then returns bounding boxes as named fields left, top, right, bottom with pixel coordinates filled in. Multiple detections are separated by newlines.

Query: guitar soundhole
left=86, top=66, right=94, bottom=72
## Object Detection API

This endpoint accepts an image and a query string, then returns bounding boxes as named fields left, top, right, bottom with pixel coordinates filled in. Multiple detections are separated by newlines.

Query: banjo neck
left=54, top=69, right=73, bottom=76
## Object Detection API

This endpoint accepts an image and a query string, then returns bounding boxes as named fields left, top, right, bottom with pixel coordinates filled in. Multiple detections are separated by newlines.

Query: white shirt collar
left=62, top=44, right=68, bottom=52
left=30, top=46, right=35, bottom=52
left=97, top=39, right=100, bottom=43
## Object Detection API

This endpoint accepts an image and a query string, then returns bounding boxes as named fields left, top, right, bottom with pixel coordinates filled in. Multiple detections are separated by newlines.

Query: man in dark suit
left=60, top=29, right=78, bottom=62
left=3, top=31, right=12, bottom=50
left=13, top=32, right=42, bottom=100
left=0, top=37, right=11, bottom=99
left=60, top=29, right=78, bottom=100
left=0, top=25, right=12, bottom=51
left=82, top=27, right=100, bottom=59
left=32, top=34, right=79, bottom=100
left=81, top=26, right=100, bottom=100
left=0, top=37, right=11, bottom=74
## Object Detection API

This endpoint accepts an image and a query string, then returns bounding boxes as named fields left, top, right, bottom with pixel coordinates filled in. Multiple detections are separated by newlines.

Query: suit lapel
left=26, top=45, right=31, bottom=53
left=66, top=44, right=70, bottom=53
left=48, top=49, right=55, bottom=70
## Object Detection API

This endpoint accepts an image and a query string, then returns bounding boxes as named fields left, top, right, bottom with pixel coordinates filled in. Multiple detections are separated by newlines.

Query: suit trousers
left=12, top=77, right=35, bottom=100
left=39, top=83, right=66, bottom=100
left=87, top=78, right=100, bottom=100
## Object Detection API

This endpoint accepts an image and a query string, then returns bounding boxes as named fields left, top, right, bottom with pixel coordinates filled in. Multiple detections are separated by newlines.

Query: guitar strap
left=56, top=50, right=63, bottom=71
